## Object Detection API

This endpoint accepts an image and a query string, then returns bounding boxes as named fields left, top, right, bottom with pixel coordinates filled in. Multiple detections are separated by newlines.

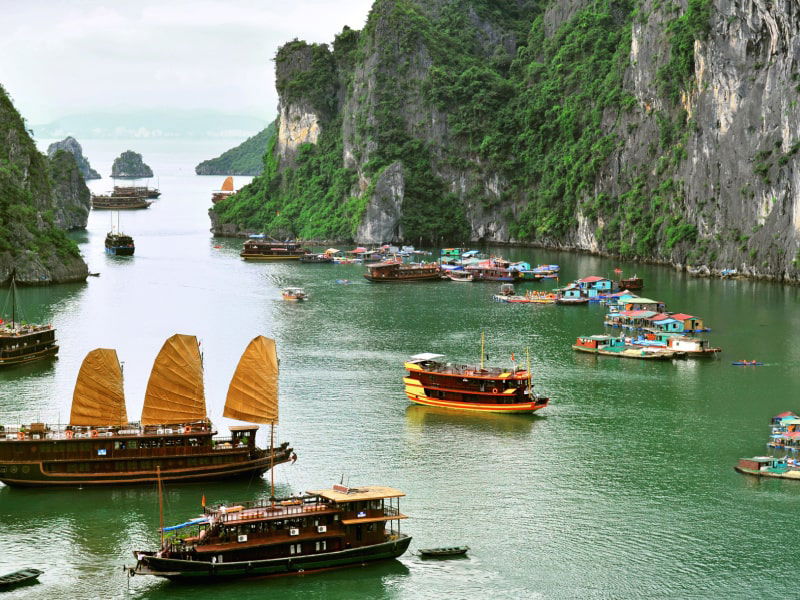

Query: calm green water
left=1, top=140, right=799, bottom=599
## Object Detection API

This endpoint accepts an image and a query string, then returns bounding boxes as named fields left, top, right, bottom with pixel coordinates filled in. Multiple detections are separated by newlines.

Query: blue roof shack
left=648, top=314, right=683, bottom=332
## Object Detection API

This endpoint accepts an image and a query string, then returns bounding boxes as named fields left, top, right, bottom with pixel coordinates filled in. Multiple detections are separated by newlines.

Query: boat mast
left=526, top=348, right=532, bottom=397
left=10, top=269, right=16, bottom=327
left=480, top=331, right=485, bottom=370
left=157, top=465, right=164, bottom=547
left=270, top=422, right=275, bottom=507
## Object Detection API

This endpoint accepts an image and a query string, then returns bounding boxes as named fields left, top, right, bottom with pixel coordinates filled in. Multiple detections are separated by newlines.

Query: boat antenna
left=157, top=465, right=164, bottom=547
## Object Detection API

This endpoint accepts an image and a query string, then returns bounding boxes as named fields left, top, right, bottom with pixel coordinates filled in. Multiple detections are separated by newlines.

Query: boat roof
left=578, top=275, right=607, bottom=283
left=582, top=335, right=613, bottom=340
left=607, top=290, right=638, bottom=297
left=626, top=297, right=661, bottom=304
left=617, top=310, right=657, bottom=318
left=669, top=313, right=696, bottom=320
left=307, top=485, right=406, bottom=503
left=774, top=411, right=798, bottom=418
left=409, top=353, right=445, bottom=362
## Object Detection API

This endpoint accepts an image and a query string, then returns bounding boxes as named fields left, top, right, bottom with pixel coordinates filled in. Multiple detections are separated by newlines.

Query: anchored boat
left=364, top=260, right=441, bottom=282
left=211, top=176, right=235, bottom=204
left=572, top=335, right=683, bottom=360
left=281, top=288, right=308, bottom=301
left=240, top=237, right=309, bottom=261
left=0, top=335, right=293, bottom=487
left=0, top=272, right=58, bottom=367
left=128, top=484, right=411, bottom=580
left=0, top=568, right=43, bottom=590
left=403, top=346, right=549, bottom=414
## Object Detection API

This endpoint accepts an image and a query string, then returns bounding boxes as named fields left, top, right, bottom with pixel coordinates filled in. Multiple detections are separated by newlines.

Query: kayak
left=732, top=361, right=764, bottom=366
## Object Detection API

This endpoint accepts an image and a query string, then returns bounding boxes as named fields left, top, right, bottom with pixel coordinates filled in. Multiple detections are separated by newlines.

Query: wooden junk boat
left=211, top=176, right=235, bottom=204
left=240, top=237, right=309, bottom=261
left=0, top=335, right=293, bottom=487
left=128, top=483, right=411, bottom=580
left=91, top=194, right=152, bottom=210
left=113, top=185, right=160, bottom=199
left=363, top=260, right=440, bottom=282
left=0, top=273, right=58, bottom=367
left=403, top=352, right=549, bottom=413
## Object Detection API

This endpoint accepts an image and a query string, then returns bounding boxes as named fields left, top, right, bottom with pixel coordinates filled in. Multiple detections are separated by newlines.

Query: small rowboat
left=732, top=361, right=764, bottom=366
left=0, top=568, right=43, bottom=590
left=281, top=287, right=308, bottom=301
left=417, top=546, right=469, bottom=558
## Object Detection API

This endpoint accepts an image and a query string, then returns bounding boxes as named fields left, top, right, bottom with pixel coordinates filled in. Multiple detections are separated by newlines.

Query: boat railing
left=0, top=422, right=213, bottom=441
left=423, top=363, right=525, bottom=377
left=213, top=498, right=329, bottom=523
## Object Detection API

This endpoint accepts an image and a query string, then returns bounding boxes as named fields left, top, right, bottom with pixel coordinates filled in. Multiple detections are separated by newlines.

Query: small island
left=47, top=136, right=100, bottom=180
left=111, top=150, right=153, bottom=178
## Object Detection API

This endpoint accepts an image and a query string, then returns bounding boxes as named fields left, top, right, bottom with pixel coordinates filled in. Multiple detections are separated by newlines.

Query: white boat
left=444, top=270, right=473, bottom=282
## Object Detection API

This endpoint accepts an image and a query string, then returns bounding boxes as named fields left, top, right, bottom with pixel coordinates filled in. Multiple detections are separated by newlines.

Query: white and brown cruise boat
left=0, top=272, right=58, bottom=367
left=0, top=335, right=293, bottom=487
left=129, top=484, right=410, bottom=580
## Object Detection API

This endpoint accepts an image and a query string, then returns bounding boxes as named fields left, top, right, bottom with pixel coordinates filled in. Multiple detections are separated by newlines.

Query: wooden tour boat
left=364, top=260, right=441, bottom=282
left=0, top=273, right=58, bottom=368
left=403, top=340, right=549, bottom=414
left=281, top=288, right=308, bottom=301
left=572, top=335, right=683, bottom=360
left=128, top=483, right=411, bottom=580
left=105, top=232, right=135, bottom=256
left=113, top=185, right=160, bottom=199
left=0, top=335, right=293, bottom=487
left=465, top=264, right=522, bottom=282
left=0, top=568, right=43, bottom=590
left=240, top=237, right=309, bottom=261
left=417, top=546, right=469, bottom=558
left=92, top=194, right=152, bottom=210
left=211, top=176, right=235, bottom=204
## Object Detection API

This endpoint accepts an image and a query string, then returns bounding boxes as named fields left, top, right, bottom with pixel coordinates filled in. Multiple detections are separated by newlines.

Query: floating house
left=669, top=313, right=709, bottom=332
left=623, top=297, right=666, bottom=312
left=646, top=313, right=683, bottom=333
left=576, top=276, right=614, bottom=297
left=604, top=310, right=658, bottom=330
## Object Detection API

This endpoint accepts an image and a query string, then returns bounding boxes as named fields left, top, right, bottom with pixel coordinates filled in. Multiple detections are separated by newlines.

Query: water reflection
left=404, top=405, right=537, bottom=436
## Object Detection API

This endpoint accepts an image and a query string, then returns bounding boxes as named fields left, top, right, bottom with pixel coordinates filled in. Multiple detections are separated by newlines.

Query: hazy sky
left=0, top=0, right=373, bottom=124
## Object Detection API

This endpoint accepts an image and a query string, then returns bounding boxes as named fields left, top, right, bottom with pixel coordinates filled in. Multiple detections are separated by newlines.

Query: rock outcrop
left=0, top=84, right=88, bottom=284
left=195, top=122, right=276, bottom=176
left=111, top=150, right=153, bottom=178
left=211, top=0, right=800, bottom=281
left=47, top=150, right=91, bottom=230
left=47, top=136, right=100, bottom=180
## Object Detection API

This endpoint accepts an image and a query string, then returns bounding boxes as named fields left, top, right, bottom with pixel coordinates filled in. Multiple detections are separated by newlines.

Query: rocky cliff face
left=213, top=0, right=800, bottom=281
left=47, top=136, right=100, bottom=180
left=111, top=150, right=153, bottom=178
left=0, top=84, right=88, bottom=284
left=47, top=150, right=91, bottom=230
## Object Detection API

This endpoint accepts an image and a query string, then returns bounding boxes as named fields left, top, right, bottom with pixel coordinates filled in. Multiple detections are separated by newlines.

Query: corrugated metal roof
left=670, top=313, right=696, bottom=320
left=578, top=275, right=607, bottom=283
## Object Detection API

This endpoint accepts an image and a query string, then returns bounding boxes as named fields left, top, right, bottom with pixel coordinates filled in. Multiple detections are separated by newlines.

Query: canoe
left=732, top=361, right=764, bottom=366
left=0, top=568, right=43, bottom=590
left=417, top=546, right=469, bottom=557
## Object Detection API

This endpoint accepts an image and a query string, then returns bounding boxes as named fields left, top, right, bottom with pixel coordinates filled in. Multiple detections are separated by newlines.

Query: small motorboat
left=0, top=568, right=43, bottom=590
left=732, top=361, right=764, bottom=366
left=444, top=270, right=474, bottom=282
left=417, top=546, right=469, bottom=558
left=281, top=287, right=308, bottom=301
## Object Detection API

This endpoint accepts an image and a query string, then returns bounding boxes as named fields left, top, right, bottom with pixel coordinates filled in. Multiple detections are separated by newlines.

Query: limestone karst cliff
left=212, top=0, right=800, bottom=281
left=47, top=136, right=100, bottom=180
left=0, top=84, right=88, bottom=284
left=111, top=150, right=153, bottom=178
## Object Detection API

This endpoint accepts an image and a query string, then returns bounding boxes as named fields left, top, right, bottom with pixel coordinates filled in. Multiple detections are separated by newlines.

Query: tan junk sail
left=221, top=176, right=234, bottom=192
left=70, top=348, right=128, bottom=426
left=141, top=334, right=207, bottom=425
left=223, top=336, right=279, bottom=423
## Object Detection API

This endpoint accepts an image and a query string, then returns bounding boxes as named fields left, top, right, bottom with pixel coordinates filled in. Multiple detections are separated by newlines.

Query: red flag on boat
left=614, top=268, right=622, bottom=274
left=511, top=352, right=515, bottom=361
left=201, top=493, right=206, bottom=508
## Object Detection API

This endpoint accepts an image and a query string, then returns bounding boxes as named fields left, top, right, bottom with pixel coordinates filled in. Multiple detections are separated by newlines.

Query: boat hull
left=0, top=345, right=59, bottom=367
left=363, top=274, right=440, bottom=282
left=105, top=246, right=135, bottom=256
left=734, top=466, right=800, bottom=480
left=240, top=254, right=306, bottom=261
left=406, top=391, right=547, bottom=414
left=132, top=534, right=411, bottom=580
left=572, top=345, right=678, bottom=360
left=0, top=449, right=292, bottom=488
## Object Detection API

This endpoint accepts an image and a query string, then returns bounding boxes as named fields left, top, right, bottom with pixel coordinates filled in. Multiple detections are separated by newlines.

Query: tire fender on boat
left=492, top=387, right=499, bottom=394
left=91, top=430, right=98, bottom=438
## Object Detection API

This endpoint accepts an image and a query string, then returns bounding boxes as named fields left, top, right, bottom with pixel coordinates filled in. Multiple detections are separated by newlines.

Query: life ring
left=492, top=387, right=499, bottom=394
left=184, top=426, right=191, bottom=434
left=16, top=431, right=24, bottom=440
left=65, top=429, right=74, bottom=439
left=91, top=430, right=98, bottom=438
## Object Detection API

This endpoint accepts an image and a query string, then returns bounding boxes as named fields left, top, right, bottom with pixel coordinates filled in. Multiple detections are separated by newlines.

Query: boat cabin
left=560, top=288, right=583, bottom=300
left=573, top=335, right=625, bottom=350
left=624, top=298, right=666, bottom=312
left=647, top=314, right=683, bottom=332
left=670, top=313, right=707, bottom=332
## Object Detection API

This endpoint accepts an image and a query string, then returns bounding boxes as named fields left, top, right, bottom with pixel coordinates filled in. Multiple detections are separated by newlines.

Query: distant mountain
left=32, top=110, right=268, bottom=139
left=195, top=121, right=276, bottom=176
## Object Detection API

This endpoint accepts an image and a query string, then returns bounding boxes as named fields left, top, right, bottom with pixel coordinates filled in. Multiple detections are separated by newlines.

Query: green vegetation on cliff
left=0, top=84, right=84, bottom=278
left=195, top=122, right=277, bottom=176
left=213, top=0, right=712, bottom=252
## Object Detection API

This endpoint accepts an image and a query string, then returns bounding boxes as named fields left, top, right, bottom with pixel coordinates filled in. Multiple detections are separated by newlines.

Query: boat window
left=128, top=441, right=138, bottom=449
